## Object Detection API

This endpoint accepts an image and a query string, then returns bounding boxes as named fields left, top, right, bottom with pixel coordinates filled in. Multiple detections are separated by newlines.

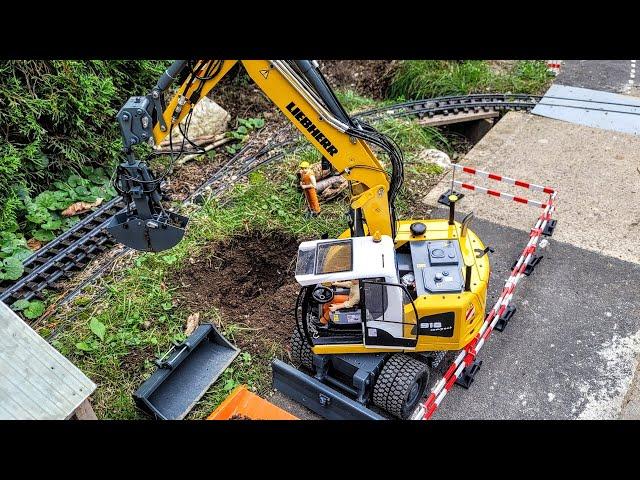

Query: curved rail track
left=0, top=93, right=540, bottom=314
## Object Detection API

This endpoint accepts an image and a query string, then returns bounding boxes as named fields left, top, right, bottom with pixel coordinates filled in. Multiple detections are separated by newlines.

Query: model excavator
left=107, top=60, right=490, bottom=419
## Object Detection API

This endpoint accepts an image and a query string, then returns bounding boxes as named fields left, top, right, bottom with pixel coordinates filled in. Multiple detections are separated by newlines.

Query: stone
left=170, top=97, right=230, bottom=143
left=418, top=148, right=452, bottom=169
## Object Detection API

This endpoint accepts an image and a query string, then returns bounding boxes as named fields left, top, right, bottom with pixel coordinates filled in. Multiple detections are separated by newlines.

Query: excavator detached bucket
left=207, top=385, right=298, bottom=420
left=106, top=211, right=189, bottom=252
left=133, top=324, right=239, bottom=420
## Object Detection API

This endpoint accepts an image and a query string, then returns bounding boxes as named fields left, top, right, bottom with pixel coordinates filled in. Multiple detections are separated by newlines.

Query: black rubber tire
left=372, top=354, right=430, bottom=419
left=290, top=326, right=314, bottom=371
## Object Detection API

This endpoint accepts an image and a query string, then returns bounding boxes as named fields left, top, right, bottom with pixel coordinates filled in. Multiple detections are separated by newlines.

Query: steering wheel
left=312, top=285, right=334, bottom=304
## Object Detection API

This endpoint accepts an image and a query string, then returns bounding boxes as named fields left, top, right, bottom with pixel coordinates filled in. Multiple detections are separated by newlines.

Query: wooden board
left=417, top=110, right=499, bottom=127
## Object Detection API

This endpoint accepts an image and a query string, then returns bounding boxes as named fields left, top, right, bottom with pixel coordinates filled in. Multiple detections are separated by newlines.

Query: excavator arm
left=108, top=60, right=404, bottom=252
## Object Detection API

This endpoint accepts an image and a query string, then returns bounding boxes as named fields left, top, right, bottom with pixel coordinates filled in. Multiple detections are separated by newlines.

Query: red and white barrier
left=454, top=181, right=548, bottom=208
left=546, top=60, right=562, bottom=75
left=411, top=181, right=558, bottom=420
left=452, top=164, right=556, bottom=195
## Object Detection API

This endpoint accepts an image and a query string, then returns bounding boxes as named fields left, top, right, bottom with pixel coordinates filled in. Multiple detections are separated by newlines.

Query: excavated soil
left=170, top=231, right=301, bottom=354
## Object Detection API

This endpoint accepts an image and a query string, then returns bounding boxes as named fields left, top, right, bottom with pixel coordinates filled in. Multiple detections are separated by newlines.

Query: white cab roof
left=295, top=235, right=396, bottom=286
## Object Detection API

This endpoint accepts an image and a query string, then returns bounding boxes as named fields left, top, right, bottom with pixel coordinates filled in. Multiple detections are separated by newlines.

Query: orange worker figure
left=299, top=161, right=321, bottom=214
left=321, top=280, right=360, bottom=325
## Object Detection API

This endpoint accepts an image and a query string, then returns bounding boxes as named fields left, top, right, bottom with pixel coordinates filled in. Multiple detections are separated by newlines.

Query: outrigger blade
left=106, top=211, right=189, bottom=252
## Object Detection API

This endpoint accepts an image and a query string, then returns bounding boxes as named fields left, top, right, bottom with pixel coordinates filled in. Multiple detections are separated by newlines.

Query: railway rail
left=0, top=93, right=540, bottom=313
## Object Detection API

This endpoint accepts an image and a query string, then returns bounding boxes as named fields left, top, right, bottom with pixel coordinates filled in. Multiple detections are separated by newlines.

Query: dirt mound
left=320, top=60, right=400, bottom=99
left=171, top=231, right=301, bottom=351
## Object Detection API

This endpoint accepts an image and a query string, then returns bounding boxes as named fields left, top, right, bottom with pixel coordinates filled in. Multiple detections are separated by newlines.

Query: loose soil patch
left=170, top=231, right=301, bottom=355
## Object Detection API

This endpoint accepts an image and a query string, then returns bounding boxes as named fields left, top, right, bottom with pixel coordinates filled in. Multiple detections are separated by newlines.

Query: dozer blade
left=106, top=211, right=189, bottom=252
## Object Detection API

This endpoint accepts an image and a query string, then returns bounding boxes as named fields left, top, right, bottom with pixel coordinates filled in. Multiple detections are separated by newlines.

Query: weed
left=335, top=89, right=382, bottom=112
left=375, top=117, right=449, bottom=158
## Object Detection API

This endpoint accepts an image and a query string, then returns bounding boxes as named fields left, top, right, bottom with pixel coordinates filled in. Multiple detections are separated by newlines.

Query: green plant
left=0, top=232, right=31, bottom=280
left=225, top=117, right=265, bottom=154
left=388, top=60, right=552, bottom=100
left=335, top=89, right=384, bottom=112
left=11, top=299, right=45, bottom=319
left=20, top=166, right=117, bottom=242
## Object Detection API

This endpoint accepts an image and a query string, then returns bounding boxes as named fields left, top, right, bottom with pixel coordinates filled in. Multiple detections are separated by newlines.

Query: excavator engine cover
left=106, top=211, right=189, bottom=252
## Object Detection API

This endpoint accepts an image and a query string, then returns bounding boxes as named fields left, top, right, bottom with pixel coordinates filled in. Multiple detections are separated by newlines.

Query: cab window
left=315, top=239, right=352, bottom=274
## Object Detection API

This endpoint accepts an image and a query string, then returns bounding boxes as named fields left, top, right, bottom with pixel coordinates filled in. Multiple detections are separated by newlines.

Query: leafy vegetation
left=225, top=117, right=265, bottom=155
left=388, top=60, right=552, bottom=100
left=0, top=166, right=117, bottom=285
left=0, top=60, right=168, bottom=240
left=12, top=298, right=46, bottom=319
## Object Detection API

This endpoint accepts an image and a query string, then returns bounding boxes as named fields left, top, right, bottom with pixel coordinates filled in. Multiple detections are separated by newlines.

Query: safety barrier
left=453, top=181, right=549, bottom=208
left=411, top=169, right=558, bottom=420
left=451, top=164, right=556, bottom=195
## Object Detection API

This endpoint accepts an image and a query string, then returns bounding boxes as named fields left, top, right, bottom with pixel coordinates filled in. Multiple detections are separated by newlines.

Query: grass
left=388, top=60, right=552, bottom=100
left=335, top=89, right=388, bottom=113
left=375, top=117, right=449, bottom=158
left=41, top=86, right=451, bottom=419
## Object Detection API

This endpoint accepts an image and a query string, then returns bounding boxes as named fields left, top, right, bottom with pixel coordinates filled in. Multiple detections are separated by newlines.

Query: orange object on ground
left=301, top=170, right=321, bottom=213
left=207, top=385, right=298, bottom=420
left=321, top=294, right=350, bottom=324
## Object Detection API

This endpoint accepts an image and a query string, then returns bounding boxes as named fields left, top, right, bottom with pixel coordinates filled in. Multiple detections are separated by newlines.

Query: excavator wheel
left=290, top=326, right=315, bottom=372
left=373, top=354, right=430, bottom=419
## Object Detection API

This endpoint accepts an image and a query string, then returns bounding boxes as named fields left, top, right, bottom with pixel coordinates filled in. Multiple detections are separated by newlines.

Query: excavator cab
left=294, top=236, right=418, bottom=350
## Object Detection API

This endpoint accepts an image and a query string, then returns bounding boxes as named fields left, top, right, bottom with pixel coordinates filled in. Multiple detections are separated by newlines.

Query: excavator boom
left=108, top=60, right=402, bottom=252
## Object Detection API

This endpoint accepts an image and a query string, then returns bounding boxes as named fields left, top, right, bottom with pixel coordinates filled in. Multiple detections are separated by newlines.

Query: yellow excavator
left=108, top=60, right=490, bottom=419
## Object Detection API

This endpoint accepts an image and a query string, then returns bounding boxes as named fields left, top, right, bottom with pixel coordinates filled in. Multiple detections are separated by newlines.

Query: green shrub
left=0, top=60, right=169, bottom=235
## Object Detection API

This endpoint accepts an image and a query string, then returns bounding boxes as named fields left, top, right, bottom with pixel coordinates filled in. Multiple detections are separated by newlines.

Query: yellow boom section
left=151, top=60, right=394, bottom=238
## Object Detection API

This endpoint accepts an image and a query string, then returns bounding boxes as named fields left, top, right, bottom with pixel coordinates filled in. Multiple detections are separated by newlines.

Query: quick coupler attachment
left=106, top=210, right=189, bottom=252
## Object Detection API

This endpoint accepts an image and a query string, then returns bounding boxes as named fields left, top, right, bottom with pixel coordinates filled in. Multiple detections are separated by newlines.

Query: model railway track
left=354, top=93, right=541, bottom=120
left=1, top=94, right=540, bottom=310
left=0, top=196, right=125, bottom=305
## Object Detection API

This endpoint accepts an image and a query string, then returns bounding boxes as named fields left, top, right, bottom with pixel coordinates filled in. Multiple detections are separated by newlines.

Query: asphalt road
left=556, top=60, right=637, bottom=95
left=430, top=207, right=640, bottom=419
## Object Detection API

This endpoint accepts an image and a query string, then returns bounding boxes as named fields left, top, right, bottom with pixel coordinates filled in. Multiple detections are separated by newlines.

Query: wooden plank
left=72, top=399, right=98, bottom=420
left=0, top=301, right=96, bottom=420
left=417, top=110, right=499, bottom=127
